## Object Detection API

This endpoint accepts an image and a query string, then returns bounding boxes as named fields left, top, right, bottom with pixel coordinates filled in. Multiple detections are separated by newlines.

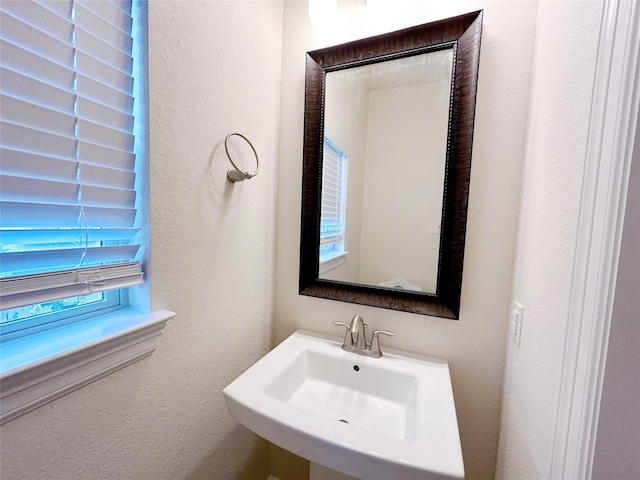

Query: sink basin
left=223, top=330, right=464, bottom=479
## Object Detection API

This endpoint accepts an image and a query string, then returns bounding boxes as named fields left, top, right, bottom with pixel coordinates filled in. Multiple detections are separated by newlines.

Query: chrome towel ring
left=225, top=132, right=260, bottom=183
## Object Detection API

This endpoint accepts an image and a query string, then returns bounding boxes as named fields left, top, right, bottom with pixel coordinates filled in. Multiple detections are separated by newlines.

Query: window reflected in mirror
left=319, top=137, right=348, bottom=273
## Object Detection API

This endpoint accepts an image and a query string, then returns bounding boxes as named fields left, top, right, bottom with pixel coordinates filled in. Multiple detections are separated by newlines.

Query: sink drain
left=339, top=418, right=349, bottom=424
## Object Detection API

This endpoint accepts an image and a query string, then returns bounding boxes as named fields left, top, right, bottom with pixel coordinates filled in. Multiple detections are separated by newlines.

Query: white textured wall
left=274, top=1, right=538, bottom=478
left=360, top=82, right=446, bottom=291
left=495, top=1, right=603, bottom=478
left=0, top=2, right=283, bottom=479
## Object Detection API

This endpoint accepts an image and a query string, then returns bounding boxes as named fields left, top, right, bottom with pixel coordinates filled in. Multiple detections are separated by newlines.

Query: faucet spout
left=349, top=315, right=367, bottom=350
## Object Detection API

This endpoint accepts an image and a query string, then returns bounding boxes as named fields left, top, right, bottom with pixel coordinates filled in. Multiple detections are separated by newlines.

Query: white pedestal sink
left=223, top=330, right=464, bottom=479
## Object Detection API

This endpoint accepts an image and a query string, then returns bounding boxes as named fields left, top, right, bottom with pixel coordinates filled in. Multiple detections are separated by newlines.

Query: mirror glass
left=299, top=11, right=483, bottom=319
left=320, top=49, right=453, bottom=294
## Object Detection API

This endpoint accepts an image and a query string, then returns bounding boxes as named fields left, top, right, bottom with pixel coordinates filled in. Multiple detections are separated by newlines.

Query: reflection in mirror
left=299, top=11, right=483, bottom=318
left=320, top=49, right=453, bottom=294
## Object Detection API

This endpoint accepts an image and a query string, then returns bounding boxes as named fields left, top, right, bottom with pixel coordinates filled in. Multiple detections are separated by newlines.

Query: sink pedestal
left=310, top=462, right=359, bottom=480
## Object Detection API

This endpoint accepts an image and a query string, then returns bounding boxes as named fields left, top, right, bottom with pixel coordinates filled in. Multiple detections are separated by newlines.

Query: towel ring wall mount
left=225, top=133, right=260, bottom=183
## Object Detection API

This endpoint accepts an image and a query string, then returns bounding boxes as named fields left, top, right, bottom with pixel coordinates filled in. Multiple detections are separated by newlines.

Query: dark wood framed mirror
left=299, top=11, right=483, bottom=319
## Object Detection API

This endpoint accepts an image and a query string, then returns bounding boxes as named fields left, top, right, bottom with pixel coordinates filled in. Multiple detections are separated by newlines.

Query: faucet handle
left=372, top=329, right=396, bottom=338
left=369, top=330, right=396, bottom=358
left=332, top=321, right=353, bottom=346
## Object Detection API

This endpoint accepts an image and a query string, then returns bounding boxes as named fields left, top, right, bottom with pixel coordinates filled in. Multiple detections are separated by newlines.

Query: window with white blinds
left=0, top=0, right=145, bottom=329
left=320, top=137, right=348, bottom=263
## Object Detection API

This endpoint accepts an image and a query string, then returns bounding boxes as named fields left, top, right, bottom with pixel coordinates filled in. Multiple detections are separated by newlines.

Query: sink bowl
left=223, top=330, right=464, bottom=479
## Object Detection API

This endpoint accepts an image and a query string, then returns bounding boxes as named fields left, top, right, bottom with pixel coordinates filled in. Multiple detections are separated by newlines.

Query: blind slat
left=0, top=148, right=135, bottom=189
left=76, top=0, right=132, bottom=34
left=78, top=141, right=135, bottom=171
left=81, top=162, right=136, bottom=189
left=1, top=262, right=141, bottom=296
left=77, top=73, right=134, bottom=113
left=75, top=2, right=132, bottom=49
left=320, top=235, right=343, bottom=245
left=75, top=27, right=133, bottom=72
left=0, top=245, right=140, bottom=277
left=77, top=96, right=134, bottom=131
left=1, top=0, right=70, bottom=32
left=0, top=122, right=77, bottom=159
left=0, top=175, right=135, bottom=209
left=0, top=40, right=75, bottom=90
left=0, top=94, right=76, bottom=137
left=0, top=67, right=75, bottom=112
left=0, top=148, right=77, bottom=182
left=0, top=227, right=139, bottom=244
left=76, top=50, right=133, bottom=93
left=0, top=201, right=136, bottom=228
left=81, top=184, right=136, bottom=209
left=0, top=9, right=73, bottom=56
left=0, top=262, right=143, bottom=310
left=78, top=118, right=134, bottom=151
left=37, top=0, right=74, bottom=19
left=0, top=175, right=79, bottom=205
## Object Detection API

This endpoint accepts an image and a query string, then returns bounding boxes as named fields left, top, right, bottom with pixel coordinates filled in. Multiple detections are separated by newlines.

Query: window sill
left=0, top=308, right=175, bottom=424
left=319, top=251, right=349, bottom=274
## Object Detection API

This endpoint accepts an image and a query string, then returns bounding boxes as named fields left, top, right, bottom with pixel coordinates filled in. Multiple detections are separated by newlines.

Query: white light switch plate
left=511, top=301, right=524, bottom=346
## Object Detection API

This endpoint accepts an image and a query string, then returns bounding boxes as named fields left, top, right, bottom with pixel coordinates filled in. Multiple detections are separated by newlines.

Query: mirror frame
left=299, top=11, right=483, bottom=319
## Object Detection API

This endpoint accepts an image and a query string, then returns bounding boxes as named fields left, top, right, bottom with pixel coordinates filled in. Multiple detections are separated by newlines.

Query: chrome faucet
left=332, top=315, right=396, bottom=358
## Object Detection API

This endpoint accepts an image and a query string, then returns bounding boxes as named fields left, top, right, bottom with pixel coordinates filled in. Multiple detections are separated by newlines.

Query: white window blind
left=320, top=137, right=347, bottom=260
left=0, top=0, right=143, bottom=311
